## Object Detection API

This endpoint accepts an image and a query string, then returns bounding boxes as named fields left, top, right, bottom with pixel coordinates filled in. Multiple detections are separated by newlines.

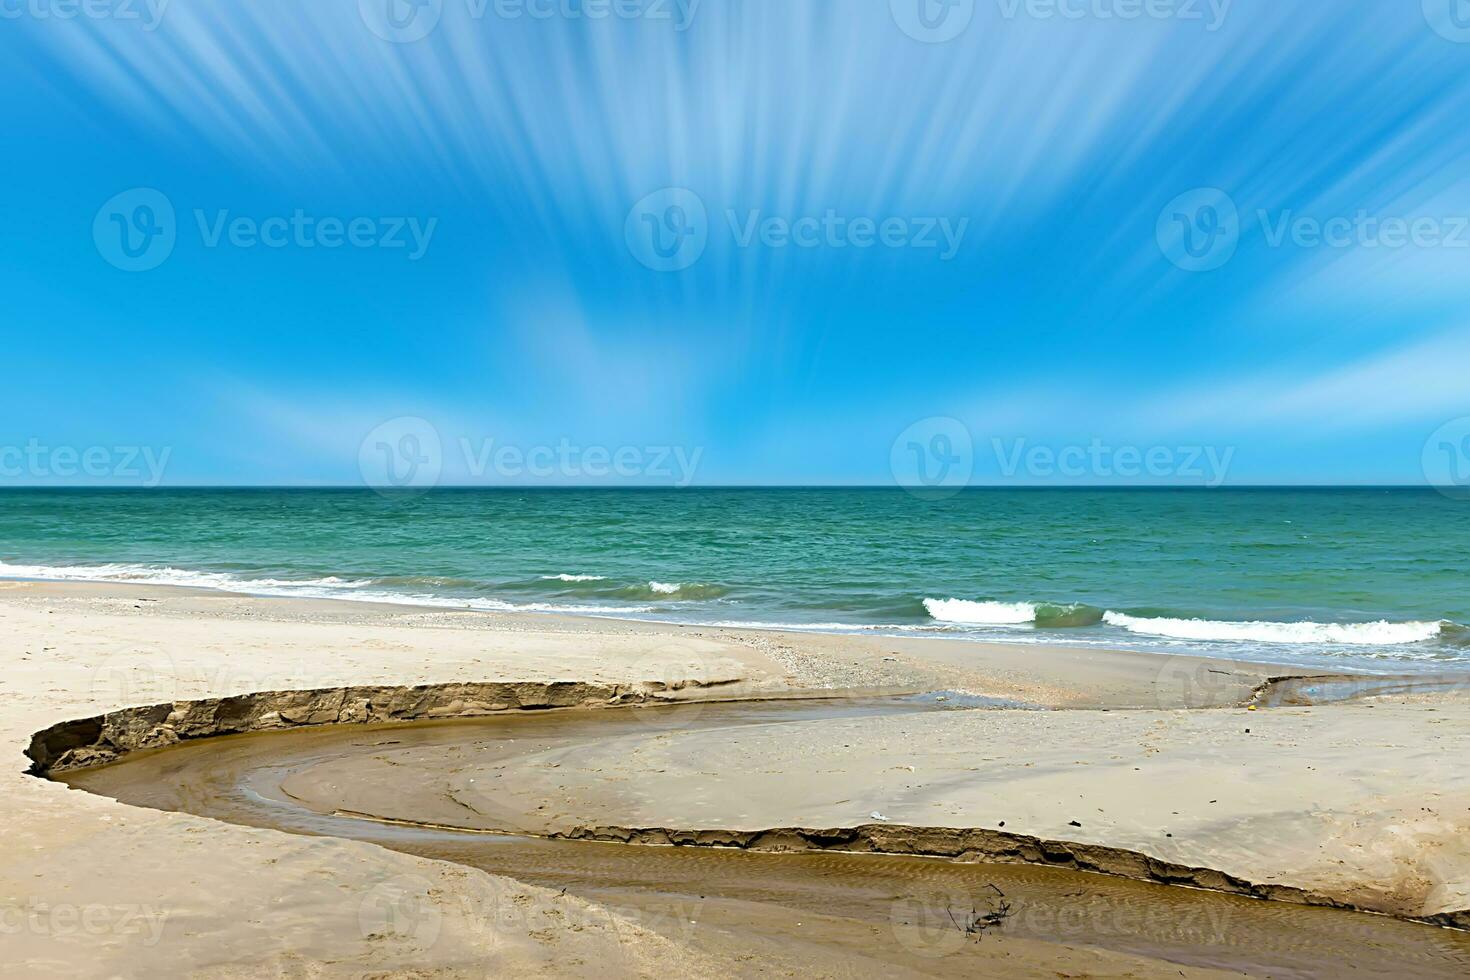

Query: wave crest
left=923, top=598, right=1037, bottom=625
left=1102, top=612, right=1445, bottom=646
left=628, top=581, right=727, bottom=600
left=922, top=598, right=1104, bottom=627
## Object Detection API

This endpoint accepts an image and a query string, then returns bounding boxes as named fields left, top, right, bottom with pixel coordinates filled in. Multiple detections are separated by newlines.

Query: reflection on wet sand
left=59, top=698, right=1470, bottom=978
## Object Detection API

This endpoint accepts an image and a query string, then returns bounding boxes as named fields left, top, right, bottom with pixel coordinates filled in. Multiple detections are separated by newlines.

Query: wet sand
left=60, top=700, right=1470, bottom=978
left=6, top=580, right=1470, bottom=976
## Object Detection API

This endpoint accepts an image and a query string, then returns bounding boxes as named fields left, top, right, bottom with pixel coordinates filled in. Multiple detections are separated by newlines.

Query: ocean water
left=2, top=488, right=1467, bottom=672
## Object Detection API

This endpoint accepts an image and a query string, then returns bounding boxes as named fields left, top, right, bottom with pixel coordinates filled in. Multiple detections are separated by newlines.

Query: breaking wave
left=1101, top=612, right=1449, bottom=646
left=3, top=561, right=1461, bottom=657
left=923, top=595, right=1456, bottom=647
left=922, top=598, right=1105, bottom=628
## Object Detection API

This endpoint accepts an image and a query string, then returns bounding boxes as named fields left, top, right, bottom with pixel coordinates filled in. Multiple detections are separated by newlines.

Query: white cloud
left=1127, top=328, right=1470, bottom=434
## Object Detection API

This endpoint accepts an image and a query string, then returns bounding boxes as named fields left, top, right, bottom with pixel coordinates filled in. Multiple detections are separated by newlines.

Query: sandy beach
left=16, top=2, right=1470, bottom=975
left=5, top=579, right=1470, bottom=977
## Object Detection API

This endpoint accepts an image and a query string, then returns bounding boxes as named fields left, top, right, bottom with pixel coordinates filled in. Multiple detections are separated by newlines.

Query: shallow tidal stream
left=56, top=697, right=1470, bottom=978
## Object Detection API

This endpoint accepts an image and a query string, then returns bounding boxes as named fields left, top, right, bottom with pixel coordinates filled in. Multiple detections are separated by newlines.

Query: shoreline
left=0, top=577, right=1324, bottom=706
left=5, top=580, right=1470, bottom=976
left=1, top=569, right=1449, bottom=679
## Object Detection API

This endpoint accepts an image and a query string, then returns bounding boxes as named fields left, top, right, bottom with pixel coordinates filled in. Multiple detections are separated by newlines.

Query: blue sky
left=4, top=1, right=1470, bottom=487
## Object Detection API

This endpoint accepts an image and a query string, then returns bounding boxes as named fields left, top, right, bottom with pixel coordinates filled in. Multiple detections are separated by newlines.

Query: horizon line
left=0, top=484, right=1451, bottom=492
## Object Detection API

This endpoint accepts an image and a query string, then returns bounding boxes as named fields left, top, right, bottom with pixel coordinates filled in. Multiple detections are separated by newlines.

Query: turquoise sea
left=2, top=488, right=1467, bottom=671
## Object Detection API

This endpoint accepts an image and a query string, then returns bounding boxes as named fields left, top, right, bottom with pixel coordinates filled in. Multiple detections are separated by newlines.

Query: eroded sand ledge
left=25, top=679, right=709, bottom=773
left=29, top=677, right=1470, bottom=931
left=4, top=584, right=829, bottom=978
left=26, top=685, right=1327, bottom=909
left=7, top=581, right=1470, bottom=977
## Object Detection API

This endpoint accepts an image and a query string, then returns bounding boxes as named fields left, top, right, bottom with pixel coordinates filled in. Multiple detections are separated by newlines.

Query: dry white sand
left=0, top=582, right=785, bottom=978
left=3, top=579, right=1464, bottom=976
left=398, top=692, right=1469, bottom=920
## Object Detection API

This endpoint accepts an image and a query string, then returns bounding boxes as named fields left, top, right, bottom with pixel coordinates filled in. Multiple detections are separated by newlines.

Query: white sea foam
left=703, top=620, right=947, bottom=632
left=541, top=573, right=606, bottom=582
left=1, top=560, right=1453, bottom=656
left=0, top=561, right=370, bottom=593
left=499, top=601, right=659, bottom=615
left=0, top=561, right=655, bottom=616
left=1101, top=612, right=1443, bottom=646
left=923, top=598, right=1038, bottom=625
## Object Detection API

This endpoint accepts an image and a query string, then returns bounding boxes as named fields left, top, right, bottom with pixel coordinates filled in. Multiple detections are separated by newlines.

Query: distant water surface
left=2, top=488, right=1467, bottom=671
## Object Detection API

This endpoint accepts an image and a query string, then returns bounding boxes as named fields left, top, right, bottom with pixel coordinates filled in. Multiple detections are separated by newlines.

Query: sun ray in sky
left=5, top=1, right=1470, bottom=483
